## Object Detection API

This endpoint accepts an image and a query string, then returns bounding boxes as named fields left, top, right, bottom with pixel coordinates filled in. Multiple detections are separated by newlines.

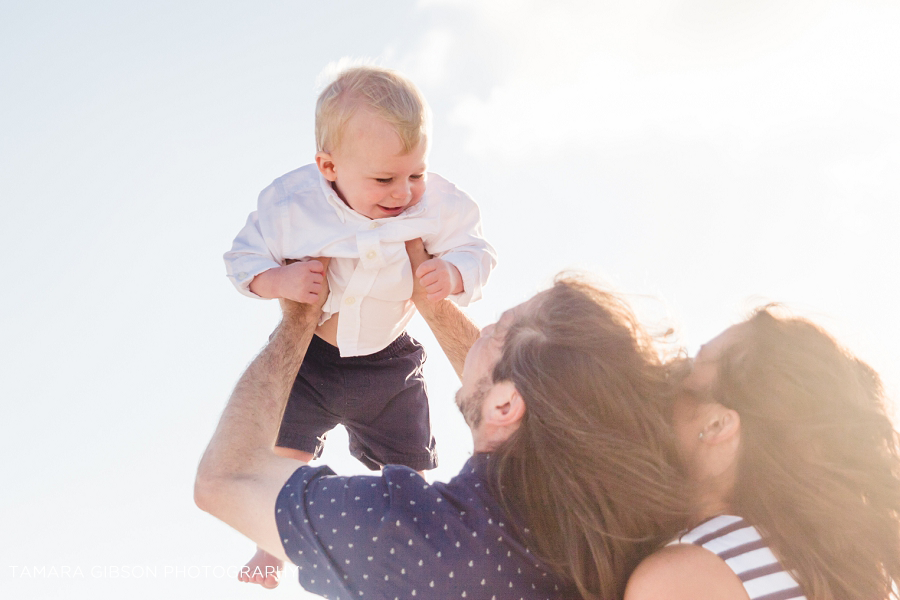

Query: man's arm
left=406, top=239, right=481, bottom=381
left=194, top=264, right=329, bottom=562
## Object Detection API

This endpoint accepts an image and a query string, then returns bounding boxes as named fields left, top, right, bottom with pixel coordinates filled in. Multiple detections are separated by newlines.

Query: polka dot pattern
left=275, top=454, right=575, bottom=599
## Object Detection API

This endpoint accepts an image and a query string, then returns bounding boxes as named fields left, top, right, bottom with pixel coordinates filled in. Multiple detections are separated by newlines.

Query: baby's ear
left=315, top=151, right=337, bottom=181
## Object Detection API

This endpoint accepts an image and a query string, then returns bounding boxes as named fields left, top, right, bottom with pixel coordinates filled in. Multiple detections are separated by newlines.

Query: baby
left=223, top=66, right=497, bottom=587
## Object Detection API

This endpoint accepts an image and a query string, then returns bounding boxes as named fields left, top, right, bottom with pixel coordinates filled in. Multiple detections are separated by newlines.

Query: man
left=195, top=241, right=685, bottom=599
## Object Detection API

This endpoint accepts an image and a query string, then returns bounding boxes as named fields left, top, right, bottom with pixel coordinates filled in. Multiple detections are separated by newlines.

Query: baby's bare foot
left=238, top=547, right=283, bottom=589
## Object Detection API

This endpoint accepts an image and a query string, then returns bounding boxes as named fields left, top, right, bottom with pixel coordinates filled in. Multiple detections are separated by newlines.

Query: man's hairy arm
left=194, top=261, right=330, bottom=562
left=406, top=239, right=480, bottom=381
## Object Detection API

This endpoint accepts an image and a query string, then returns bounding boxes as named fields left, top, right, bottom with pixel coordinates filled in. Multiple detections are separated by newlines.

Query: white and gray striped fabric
left=669, top=515, right=806, bottom=600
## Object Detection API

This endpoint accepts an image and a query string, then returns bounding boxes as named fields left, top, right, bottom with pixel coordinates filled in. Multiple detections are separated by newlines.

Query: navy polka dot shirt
left=275, top=453, right=577, bottom=599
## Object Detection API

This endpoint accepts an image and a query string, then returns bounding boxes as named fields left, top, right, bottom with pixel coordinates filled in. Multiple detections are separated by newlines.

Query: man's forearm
left=195, top=262, right=329, bottom=561
left=197, top=302, right=318, bottom=479
left=414, top=298, right=480, bottom=381
left=405, top=238, right=481, bottom=380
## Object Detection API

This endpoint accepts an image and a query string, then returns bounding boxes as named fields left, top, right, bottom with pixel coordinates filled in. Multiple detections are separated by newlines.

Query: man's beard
left=455, top=376, right=491, bottom=428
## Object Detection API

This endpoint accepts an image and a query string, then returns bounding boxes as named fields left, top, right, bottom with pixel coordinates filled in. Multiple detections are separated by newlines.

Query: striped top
left=669, top=515, right=806, bottom=600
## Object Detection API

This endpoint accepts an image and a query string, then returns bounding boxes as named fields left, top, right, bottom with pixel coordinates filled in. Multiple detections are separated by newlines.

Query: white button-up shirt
left=224, top=164, right=497, bottom=357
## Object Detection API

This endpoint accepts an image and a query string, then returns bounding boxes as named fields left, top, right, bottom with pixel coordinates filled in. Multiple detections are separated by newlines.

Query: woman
left=626, top=307, right=900, bottom=600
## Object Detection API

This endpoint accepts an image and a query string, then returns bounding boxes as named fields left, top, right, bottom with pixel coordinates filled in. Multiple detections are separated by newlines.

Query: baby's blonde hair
left=315, top=66, right=430, bottom=154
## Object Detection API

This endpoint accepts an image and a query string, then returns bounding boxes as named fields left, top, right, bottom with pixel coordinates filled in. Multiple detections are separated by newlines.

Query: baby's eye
left=410, top=174, right=424, bottom=180
left=375, top=177, right=392, bottom=184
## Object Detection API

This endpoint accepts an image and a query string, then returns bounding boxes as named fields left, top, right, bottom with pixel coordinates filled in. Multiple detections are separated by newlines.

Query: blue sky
left=2, top=1, right=898, bottom=598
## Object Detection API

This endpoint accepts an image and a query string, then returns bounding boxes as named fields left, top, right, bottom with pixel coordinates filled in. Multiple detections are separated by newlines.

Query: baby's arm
left=225, top=178, right=329, bottom=306
left=249, top=260, right=327, bottom=305
left=418, top=178, right=498, bottom=306
left=414, top=258, right=463, bottom=302
left=224, top=208, right=283, bottom=298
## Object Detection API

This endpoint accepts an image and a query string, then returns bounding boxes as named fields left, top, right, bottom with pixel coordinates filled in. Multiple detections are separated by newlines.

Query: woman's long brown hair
left=715, top=307, right=900, bottom=600
left=488, top=277, right=689, bottom=599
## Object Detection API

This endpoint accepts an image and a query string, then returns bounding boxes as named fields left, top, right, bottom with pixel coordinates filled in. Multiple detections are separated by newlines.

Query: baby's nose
left=392, top=181, right=411, bottom=200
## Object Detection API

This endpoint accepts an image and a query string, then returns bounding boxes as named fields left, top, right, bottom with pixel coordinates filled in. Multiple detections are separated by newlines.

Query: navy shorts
left=276, top=332, right=437, bottom=471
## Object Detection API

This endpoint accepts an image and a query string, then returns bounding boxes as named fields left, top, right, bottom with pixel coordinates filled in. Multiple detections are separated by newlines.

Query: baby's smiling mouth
left=378, top=205, right=405, bottom=214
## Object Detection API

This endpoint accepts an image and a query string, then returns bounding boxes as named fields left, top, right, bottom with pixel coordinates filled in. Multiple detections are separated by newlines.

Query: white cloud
left=419, top=0, right=900, bottom=162
left=314, top=55, right=383, bottom=93
left=392, top=28, right=455, bottom=87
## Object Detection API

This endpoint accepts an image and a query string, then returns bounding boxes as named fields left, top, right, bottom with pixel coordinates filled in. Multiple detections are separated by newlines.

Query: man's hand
left=415, top=257, right=463, bottom=302
left=405, top=238, right=432, bottom=304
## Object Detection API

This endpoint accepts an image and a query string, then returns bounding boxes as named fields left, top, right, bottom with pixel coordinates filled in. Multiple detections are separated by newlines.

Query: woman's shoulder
left=627, top=515, right=808, bottom=600
left=625, top=542, right=751, bottom=600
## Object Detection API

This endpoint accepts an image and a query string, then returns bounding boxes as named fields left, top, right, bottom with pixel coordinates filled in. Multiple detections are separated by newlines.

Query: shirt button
left=344, top=296, right=356, bottom=305
left=237, top=271, right=248, bottom=279
left=366, top=250, right=377, bottom=260
left=369, top=222, right=381, bottom=229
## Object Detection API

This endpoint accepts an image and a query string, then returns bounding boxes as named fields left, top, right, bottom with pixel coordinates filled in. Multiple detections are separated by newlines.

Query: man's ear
left=483, top=381, right=526, bottom=428
left=315, top=151, right=337, bottom=181
left=699, top=406, right=740, bottom=445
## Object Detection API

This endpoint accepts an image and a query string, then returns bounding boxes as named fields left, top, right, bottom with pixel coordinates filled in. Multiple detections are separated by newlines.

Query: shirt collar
left=318, top=173, right=355, bottom=224
left=460, top=453, right=533, bottom=537
left=462, top=452, right=492, bottom=478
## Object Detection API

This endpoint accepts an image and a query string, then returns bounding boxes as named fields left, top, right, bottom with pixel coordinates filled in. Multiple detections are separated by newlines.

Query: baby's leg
left=238, top=549, right=282, bottom=589
left=274, top=447, right=315, bottom=462
left=344, top=333, right=437, bottom=473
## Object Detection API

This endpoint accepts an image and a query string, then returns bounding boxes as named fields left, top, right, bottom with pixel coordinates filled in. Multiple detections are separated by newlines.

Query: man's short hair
left=315, top=66, right=430, bottom=154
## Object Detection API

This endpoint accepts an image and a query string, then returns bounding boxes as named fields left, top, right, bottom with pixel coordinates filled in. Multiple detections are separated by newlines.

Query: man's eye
left=375, top=178, right=392, bottom=184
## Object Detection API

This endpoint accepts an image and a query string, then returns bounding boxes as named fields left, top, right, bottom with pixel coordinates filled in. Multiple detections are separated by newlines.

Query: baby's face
left=319, top=110, right=428, bottom=220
